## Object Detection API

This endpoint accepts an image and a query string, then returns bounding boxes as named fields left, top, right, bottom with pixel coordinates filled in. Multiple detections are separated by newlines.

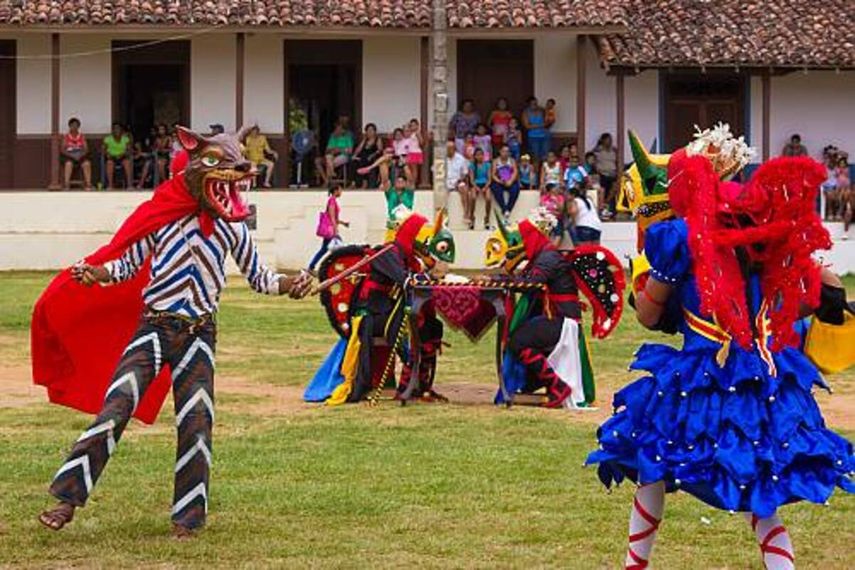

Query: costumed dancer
left=587, top=124, right=854, bottom=569
left=481, top=209, right=625, bottom=408
left=32, top=126, right=312, bottom=538
left=305, top=208, right=456, bottom=404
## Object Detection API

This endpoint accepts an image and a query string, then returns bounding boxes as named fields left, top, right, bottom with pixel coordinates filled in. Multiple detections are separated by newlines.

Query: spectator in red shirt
left=61, top=117, right=92, bottom=190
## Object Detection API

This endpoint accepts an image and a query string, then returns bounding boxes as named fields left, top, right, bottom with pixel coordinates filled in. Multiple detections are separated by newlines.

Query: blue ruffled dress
left=587, top=219, right=854, bottom=518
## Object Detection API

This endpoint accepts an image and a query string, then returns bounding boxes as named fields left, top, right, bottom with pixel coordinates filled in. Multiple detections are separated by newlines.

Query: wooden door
left=664, top=72, right=746, bottom=152
left=457, top=40, right=534, bottom=120
left=0, top=41, right=15, bottom=188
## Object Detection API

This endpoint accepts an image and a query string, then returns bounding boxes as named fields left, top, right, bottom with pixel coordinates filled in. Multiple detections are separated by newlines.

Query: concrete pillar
left=431, top=0, right=449, bottom=211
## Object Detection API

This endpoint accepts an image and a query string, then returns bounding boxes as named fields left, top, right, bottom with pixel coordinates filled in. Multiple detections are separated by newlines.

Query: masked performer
left=32, top=126, right=312, bottom=538
left=587, top=124, right=854, bottom=569
left=482, top=209, right=624, bottom=408
left=306, top=208, right=455, bottom=404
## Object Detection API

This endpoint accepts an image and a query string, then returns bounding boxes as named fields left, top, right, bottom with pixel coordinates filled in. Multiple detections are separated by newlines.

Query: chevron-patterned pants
left=49, top=316, right=216, bottom=529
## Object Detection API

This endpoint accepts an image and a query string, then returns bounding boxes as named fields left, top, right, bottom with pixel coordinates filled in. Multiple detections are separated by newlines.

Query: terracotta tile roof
left=598, top=0, right=855, bottom=69
left=0, top=0, right=432, bottom=28
left=446, top=0, right=625, bottom=29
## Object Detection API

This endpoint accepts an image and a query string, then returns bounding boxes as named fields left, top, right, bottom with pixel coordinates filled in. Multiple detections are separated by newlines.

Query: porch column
left=235, top=32, right=245, bottom=128
left=430, top=0, right=449, bottom=211
left=49, top=32, right=60, bottom=190
left=616, top=72, right=625, bottom=181
left=420, top=36, right=430, bottom=188
left=761, top=72, right=771, bottom=161
left=576, top=35, right=586, bottom=150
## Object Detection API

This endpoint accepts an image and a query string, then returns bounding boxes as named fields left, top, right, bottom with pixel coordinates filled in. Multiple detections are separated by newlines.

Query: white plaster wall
left=534, top=35, right=577, bottom=132
left=11, top=34, right=51, bottom=134
left=362, top=37, right=421, bottom=132
left=243, top=34, right=284, bottom=134
left=624, top=70, right=659, bottom=156
left=60, top=35, right=111, bottom=133
left=191, top=35, right=236, bottom=133
left=768, top=71, right=855, bottom=158
left=584, top=39, right=615, bottom=152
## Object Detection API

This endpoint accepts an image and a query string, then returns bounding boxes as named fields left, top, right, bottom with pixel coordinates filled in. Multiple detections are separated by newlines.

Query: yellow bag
left=804, top=313, right=855, bottom=374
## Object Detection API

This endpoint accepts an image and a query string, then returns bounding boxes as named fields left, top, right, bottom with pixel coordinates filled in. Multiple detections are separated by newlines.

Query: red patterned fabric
left=431, top=286, right=497, bottom=340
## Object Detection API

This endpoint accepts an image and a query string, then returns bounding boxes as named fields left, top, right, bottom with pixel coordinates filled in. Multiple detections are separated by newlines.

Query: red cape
left=31, top=173, right=213, bottom=424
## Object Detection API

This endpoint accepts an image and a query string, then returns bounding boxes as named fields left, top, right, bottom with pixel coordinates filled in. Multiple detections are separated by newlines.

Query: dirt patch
left=216, top=375, right=312, bottom=416
left=0, top=365, right=43, bottom=408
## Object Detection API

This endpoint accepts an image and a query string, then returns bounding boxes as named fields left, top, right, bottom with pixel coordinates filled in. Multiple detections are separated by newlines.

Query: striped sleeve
left=229, top=222, right=282, bottom=295
left=106, top=234, right=154, bottom=283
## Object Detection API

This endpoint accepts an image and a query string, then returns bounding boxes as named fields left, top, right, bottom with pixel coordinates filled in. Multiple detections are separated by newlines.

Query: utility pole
left=431, top=0, right=448, bottom=211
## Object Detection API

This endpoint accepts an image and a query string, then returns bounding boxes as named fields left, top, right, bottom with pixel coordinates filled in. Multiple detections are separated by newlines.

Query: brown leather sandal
left=172, top=523, right=196, bottom=540
left=38, top=502, right=75, bottom=531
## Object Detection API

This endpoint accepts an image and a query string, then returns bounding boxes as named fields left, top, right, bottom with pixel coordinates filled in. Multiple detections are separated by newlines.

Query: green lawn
left=0, top=272, right=852, bottom=568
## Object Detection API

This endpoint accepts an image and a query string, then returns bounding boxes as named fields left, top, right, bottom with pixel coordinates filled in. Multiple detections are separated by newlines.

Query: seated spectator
left=782, top=133, right=808, bottom=157
left=518, top=154, right=537, bottom=190
left=593, top=132, right=618, bottom=218
left=539, top=150, right=562, bottom=193
left=463, top=133, right=476, bottom=161
left=474, top=124, right=492, bottom=161
left=539, top=182, right=566, bottom=246
left=152, top=123, right=173, bottom=185
left=132, top=139, right=153, bottom=189
left=505, top=117, right=522, bottom=161
left=491, top=145, right=520, bottom=221
left=315, top=116, right=354, bottom=187
left=404, top=118, right=425, bottom=187
left=821, top=149, right=840, bottom=220
left=102, top=122, right=133, bottom=189
left=836, top=155, right=851, bottom=236
left=442, top=141, right=471, bottom=226
left=385, top=173, right=414, bottom=224
left=60, top=117, right=92, bottom=190
left=356, top=145, right=409, bottom=192
left=449, top=98, right=480, bottom=154
left=567, top=185, right=603, bottom=245
left=558, top=142, right=580, bottom=173
left=563, top=157, right=589, bottom=194
left=244, top=125, right=279, bottom=188
left=488, top=97, right=512, bottom=152
left=521, top=97, right=549, bottom=166
left=545, top=98, right=557, bottom=154
left=468, top=148, right=492, bottom=230
left=352, top=123, right=383, bottom=188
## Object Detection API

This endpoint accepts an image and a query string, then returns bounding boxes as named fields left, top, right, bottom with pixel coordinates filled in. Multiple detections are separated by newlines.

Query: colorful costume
left=482, top=210, right=624, bottom=408
left=587, top=124, right=854, bottom=569
left=306, top=209, right=455, bottom=404
left=32, top=126, right=297, bottom=532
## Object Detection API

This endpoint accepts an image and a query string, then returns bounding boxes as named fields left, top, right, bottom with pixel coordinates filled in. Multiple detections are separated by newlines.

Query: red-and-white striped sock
left=625, top=482, right=665, bottom=569
left=745, top=513, right=795, bottom=570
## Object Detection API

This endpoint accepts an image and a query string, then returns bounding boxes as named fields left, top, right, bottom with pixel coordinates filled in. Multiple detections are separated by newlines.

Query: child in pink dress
left=404, top=118, right=424, bottom=187
left=474, top=124, right=492, bottom=161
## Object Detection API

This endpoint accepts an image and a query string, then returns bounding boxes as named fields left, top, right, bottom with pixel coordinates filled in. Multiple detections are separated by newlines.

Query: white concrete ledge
left=0, top=191, right=853, bottom=273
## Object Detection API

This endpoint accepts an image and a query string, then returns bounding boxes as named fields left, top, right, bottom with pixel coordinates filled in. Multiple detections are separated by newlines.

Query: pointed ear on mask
left=176, top=126, right=207, bottom=153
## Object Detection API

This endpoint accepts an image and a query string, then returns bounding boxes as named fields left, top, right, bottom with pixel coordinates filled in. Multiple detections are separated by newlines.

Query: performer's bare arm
left=636, top=278, right=673, bottom=329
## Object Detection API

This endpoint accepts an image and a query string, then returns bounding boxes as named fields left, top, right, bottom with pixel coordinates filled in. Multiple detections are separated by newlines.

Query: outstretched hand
left=71, top=262, right=110, bottom=287
left=280, top=271, right=313, bottom=299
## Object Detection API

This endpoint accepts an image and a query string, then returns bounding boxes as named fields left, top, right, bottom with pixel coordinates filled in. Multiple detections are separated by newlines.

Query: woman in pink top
left=404, top=118, right=425, bottom=187
left=308, top=184, right=350, bottom=273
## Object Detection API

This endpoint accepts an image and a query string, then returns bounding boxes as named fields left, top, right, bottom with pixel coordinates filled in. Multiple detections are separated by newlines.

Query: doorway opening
left=285, top=40, right=362, bottom=185
left=457, top=40, right=534, bottom=118
left=663, top=71, right=748, bottom=152
left=0, top=40, right=15, bottom=188
left=113, top=40, right=190, bottom=142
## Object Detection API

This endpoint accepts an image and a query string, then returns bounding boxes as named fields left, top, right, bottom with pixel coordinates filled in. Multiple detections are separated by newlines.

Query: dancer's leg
left=170, top=324, right=217, bottom=531
left=625, top=482, right=665, bottom=569
left=744, top=512, right=795, bottom=570
left=43, top=324, right=165, bottom=528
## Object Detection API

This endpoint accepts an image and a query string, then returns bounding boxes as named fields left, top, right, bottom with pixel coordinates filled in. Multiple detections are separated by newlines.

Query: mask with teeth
left=175, top=125, right=255, bottom=222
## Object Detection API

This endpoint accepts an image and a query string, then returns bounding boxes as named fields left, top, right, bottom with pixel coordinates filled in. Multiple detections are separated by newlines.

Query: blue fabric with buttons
left=587, top=219, right=854, bottom=517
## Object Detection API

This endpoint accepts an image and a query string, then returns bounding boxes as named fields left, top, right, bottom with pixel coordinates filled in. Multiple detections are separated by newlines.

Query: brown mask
left=175, top=125, right=254, bottom=222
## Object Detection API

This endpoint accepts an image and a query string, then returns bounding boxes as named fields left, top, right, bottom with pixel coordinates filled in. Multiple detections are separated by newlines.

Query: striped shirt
left=106, top=215, right=282, bottom=318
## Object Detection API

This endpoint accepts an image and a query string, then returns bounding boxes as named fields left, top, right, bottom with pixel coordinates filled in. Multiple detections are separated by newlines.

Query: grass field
left=0, top=272, right=852, bottom=569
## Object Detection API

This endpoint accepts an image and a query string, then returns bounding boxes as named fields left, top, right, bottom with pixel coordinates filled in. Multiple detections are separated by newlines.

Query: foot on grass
left=38, top=502, right=75, bottom=531
left=172, top=523, right=196, bottom=540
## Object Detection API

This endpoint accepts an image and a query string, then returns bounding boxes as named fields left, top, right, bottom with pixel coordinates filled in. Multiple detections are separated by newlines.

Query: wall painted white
left=583, top=38, right=615, bottom=152
left=243, top=34, right=284, bottom=134
left=191, top=35, right=236, bottom=133
left=60, top=35, right=112, bottom=133
left=362, top=37, right=421, bottom=132
left=533, top=35, right=577, bottom=132
left=623, top=70, right=659, bottom=156
left=768, top=71, right=855, bottom=159
left=10, top=33, right=52, bottom=134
